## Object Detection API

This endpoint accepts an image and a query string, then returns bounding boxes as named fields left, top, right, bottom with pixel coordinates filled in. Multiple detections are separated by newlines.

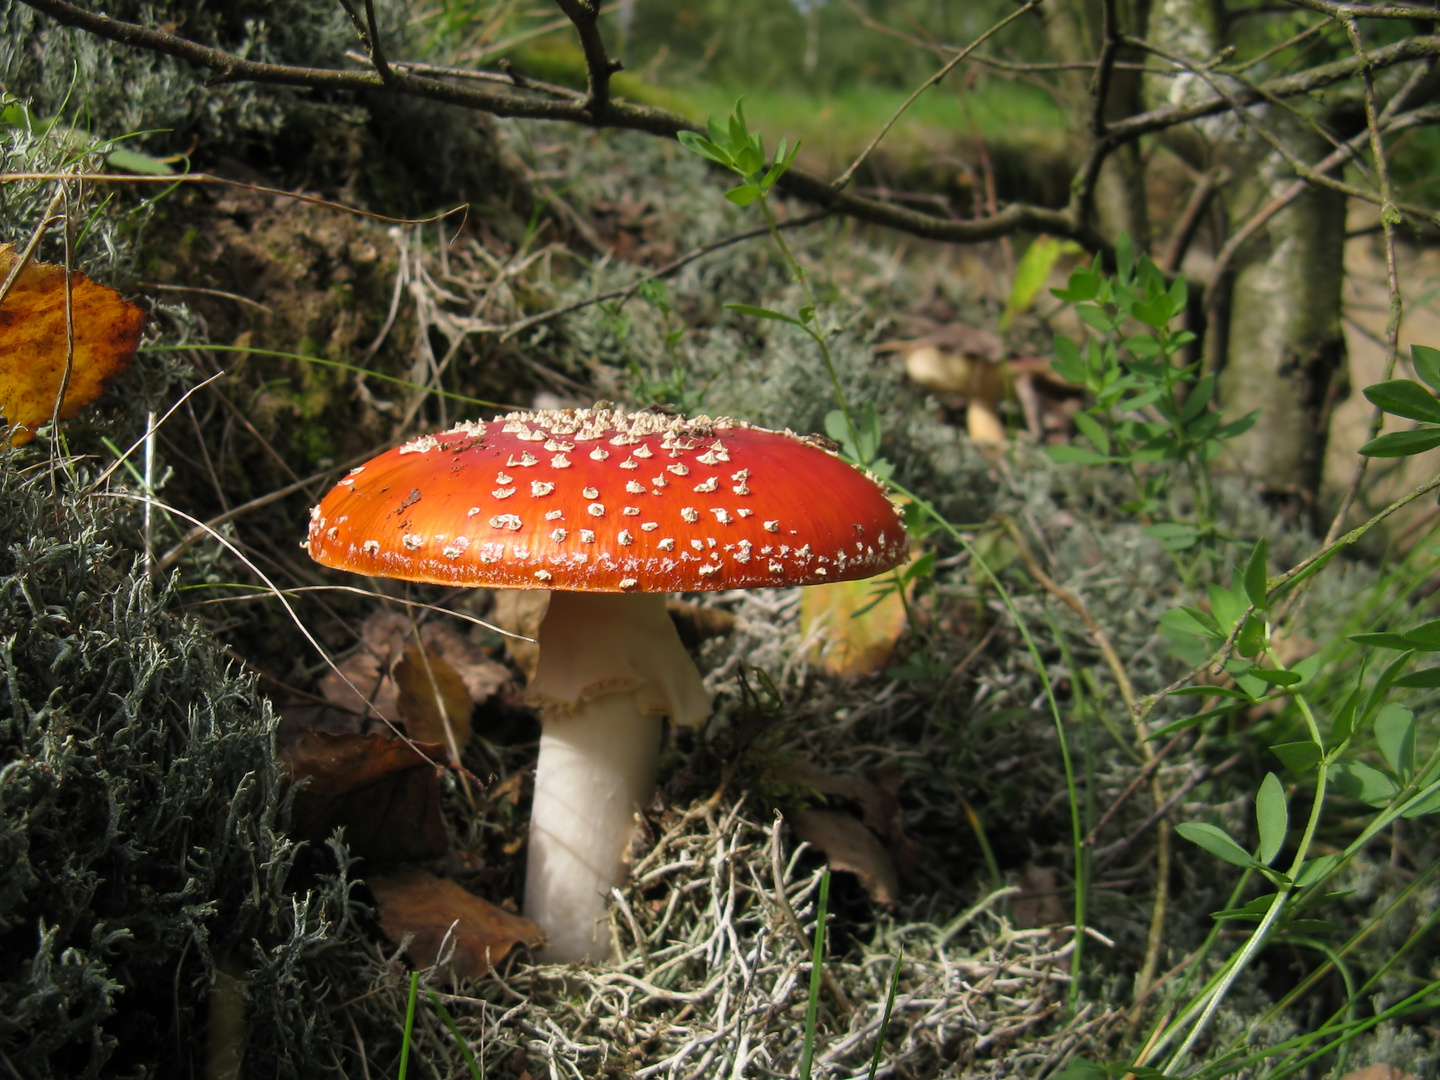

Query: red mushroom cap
left=305, top=406, right=907, bottom=592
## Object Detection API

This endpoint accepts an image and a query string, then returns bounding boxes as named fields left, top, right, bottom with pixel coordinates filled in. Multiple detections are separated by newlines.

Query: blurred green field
left=514, top=37, right=1073, bottom=191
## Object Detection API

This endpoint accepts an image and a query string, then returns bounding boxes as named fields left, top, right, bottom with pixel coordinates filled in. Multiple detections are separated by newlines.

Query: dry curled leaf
left=777, top=759, right=916, bottom=879
left=282, top=731, right=448, bottom=863
left=370, top=867, right=544, bottom=977
left=490, top=589, right=548, bottom=681
left=799, top=574, right=909, bottom=677
left=0, top=243, right=145, bottom=445
left=313, top=610, right=509, bottom=733
left=791, top=808, right=900, bottom=905
left=395, top=641, right=472, bottom=755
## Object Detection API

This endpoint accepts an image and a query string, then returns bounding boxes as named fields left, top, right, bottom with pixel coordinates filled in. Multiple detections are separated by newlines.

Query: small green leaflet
left=1255, top=773, right=1288, bottom=866
left=1373, top=703, right=1415, bottom=779
left=1411, top=343, right=1440, bottom=392
left=1362, top=379, right=1440, bottom=424
left=1244, top=538, right=1269, bottom=610
left=1359, top=427, right=1440, bottom=457
left=1176, top=821, right=1254, bottom=868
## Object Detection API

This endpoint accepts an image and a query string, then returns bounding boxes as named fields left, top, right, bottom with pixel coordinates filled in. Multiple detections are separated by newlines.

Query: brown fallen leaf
left=776, top=761, right=919, bottom=881
left=778, top=760, right=898, bottom=842
left=666, top=599, right=737, bottom=649
left=282, top=731, right=448, bottom=863
left=791, top=808, right=900, bottom=905
left=370, top=867, right=544, bottom=977
left=394, top=641, right=472, bottom=756
left=420, top=618, right=513, bottom=705
left=490, top=589, right=549, bottom=681
left=0, top=243, right=145, bottom=445
left=799, top=572, right=909, bottom=677
left=313, top=611, right=510, bottom=733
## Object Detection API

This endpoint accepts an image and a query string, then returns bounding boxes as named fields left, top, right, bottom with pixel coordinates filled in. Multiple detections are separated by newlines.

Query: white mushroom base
left=523, top=591, right=711, bottom=963
left=524, top=695, right=661, bottom=963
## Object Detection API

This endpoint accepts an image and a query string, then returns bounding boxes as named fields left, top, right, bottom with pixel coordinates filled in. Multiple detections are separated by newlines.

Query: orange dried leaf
left=0, top=243, right=145, bottom=445
left=282, top=731, right=449, bottom=863
left=395, top=641, right=473, bottom=753
left=370, top=867, right=544, bottom=977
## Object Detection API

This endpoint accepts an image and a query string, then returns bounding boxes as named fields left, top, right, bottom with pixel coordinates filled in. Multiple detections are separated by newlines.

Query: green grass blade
left=140, top=343, right=512, bottom=410
left=867, top=948, right=904, bottom=1080
left=426, top=988, right=484, bottom=1080
left=398, top=970, right=420, bottom=1080
left=798, top=869, right=831, bottom=1080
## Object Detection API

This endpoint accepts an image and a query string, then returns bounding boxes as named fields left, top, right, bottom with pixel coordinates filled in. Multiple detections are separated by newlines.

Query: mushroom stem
left=525, top=693, right=661, bottom=963
left=523, top=591, right=711, bottom=963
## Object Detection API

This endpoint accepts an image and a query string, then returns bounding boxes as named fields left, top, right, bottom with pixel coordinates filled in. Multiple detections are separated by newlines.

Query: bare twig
left=769, top=813, right=852, bottom=1015
left=491, top=210, right=833, bottom=342
left=1200, top=104, right=1439, bottom=313
left=830, top=1, right=1041, bottom=193
left=1287, top=0, right=1440, bottom=19
left=0, top=170, right=466, bottom=226
left=1093, top=753, right=1244, bottom=871
left=1083, top=734, right=1188, bottom=848
left=1160, top=166, right=1227, bottom=274
left=552, top=0, right=620, bottom=118
left=1090, top=0, right=1123, bottom=140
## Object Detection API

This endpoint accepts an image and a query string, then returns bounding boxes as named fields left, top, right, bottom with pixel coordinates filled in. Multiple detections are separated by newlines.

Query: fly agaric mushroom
left=304, top=405, right=907, bottom=962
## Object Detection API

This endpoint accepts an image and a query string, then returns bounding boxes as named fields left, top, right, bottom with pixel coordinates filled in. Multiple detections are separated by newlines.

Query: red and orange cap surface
left=306, top=406, right=907, bottom=592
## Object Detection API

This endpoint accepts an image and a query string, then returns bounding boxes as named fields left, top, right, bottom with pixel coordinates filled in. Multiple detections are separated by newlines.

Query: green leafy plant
left=1358, top=344, right=1440, bottom=457
left=1048, top=235, right=1258, bottom=556
left=678, top=102, right=871, bottom=465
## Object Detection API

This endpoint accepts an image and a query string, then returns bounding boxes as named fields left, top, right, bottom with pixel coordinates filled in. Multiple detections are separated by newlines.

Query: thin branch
left=0, top=170, right=466, bottom=226
left=1201, top=105, right=1440, bottom=313
left=336, top=0, right=393, bottom=84
left=152, top=451, right=375, bottom=576
left=1161, top=166, right=1227, bottom=274
left=342, top=50, right=584, bottom=100
left=1092, top=753, right=1244, bottom=870
left=0, top=185, right=67, bottom=310
left=1286, top=0, right=1440, bottom=20
left=997, top=515, right=1137, bottom=714
left=830, top=1, right=1040, bottom=193
left=1104, top=31, right=1440, bottom=144
left=1082, top=734, right=1189, bottom=848
left=1324, top=17, right=1407, bottom=543
left=1090, top=0, right=1123, bottom=139
left=552, top=0, right=619, bottom=118
left=491, top=210, right=833, bottom=341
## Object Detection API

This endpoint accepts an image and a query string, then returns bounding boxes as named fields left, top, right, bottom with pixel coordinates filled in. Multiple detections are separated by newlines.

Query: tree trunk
left=1143, top=0, right=1348, bottom=501
left=1217, top=146, right=1347, bottom=500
